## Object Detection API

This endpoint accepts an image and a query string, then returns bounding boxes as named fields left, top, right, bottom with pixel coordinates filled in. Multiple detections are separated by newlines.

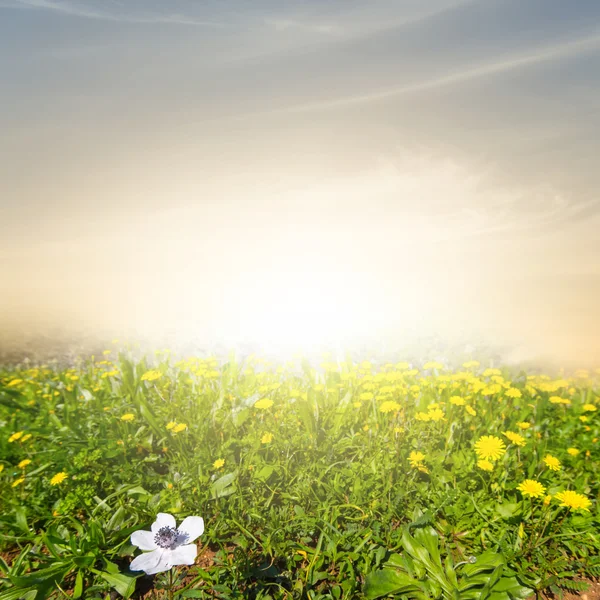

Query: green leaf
left=210, top=471, right=238, bottom=499
left=0, top=589, right=38, bottom=600
left=95, top=570, right=137, bottom=599
left=255, top=465, right=274, bottom=481
left=363, top=569, right=426, bottom=599
left=73, top=569, right=84, bottom=599
left=15, top=507, right=28, bottom=533
left=495, top=502, right=520, bottom=520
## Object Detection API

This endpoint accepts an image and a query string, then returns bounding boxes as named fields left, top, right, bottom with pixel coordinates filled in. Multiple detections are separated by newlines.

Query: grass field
left=0, top=348, right=598, bottom=599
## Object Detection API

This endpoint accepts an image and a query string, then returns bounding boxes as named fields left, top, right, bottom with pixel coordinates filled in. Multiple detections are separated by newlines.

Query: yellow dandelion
left=17, top=459, right=32, bottom=469
left=120, top=413, right=135, bottom=422
left=477, top=459, right=494, bottom=472
left=517, top=479, right=546, bottom=498
left=213, top=458, right=225, bottom=469
left=415, top=412, right=431, bottom=421
left=141, top=369, right=162, bottom=382
left=450, top=396, right=465, bottom=406
left=360, top=392, right=374, bottom=401
left=172, top=423, right=187, bottom=433
left=353, top=401, right=362, bottom=408
left=8, top=431, right=24, bottom=443
left=474, top=436, right=506, bottom=461
left=427, top=408, right=445, bottom=422
left=254, top=398, right=274, bottom=410
left=503, top=431, right=526, bottom=447
left=543, top=454, right=561, bottom=471
left=554, top=490, right=592, bottom=512
left=465, top=405, right=477, bottom=416
left=567, top=447, right=580, bottom=456
left=409, top=451, right=426, bottom=469
left=261, top=432, right=273, bottom=444
left=579, top=415, right=589, bottom=422
left=166, top=421, right=177, bottom=430
left=582, top=403, right=597, bottom=412
left=516, top=422, right=531, bottom=430
left=549, top=396, right=567, bottom=404
left=0, top=464, right=4, bottom=474
left=505, top=388, right=522, bottom=399
left=379, top=400, right=401, bottom=413
left=50, top=472, right=68, bottom=486
left=543, top=495, right=552, bottom=506
left=12, top=477, right=25, bottom=488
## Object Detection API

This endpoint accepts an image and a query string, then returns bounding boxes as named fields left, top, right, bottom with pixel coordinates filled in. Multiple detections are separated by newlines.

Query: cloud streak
left=281, top=31, right=600, bottom=113
left=9, top=0, right=230, bottom=27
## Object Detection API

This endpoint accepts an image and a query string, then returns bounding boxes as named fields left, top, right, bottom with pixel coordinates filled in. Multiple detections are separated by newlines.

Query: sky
left=1, top=0, right=600, bottom=365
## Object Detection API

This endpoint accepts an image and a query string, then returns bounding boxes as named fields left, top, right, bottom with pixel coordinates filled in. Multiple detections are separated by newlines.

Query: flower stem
left=167, top=568, right=174, bottom=600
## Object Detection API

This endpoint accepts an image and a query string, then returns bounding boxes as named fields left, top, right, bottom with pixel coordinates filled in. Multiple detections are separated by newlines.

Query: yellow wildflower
left=567, top=448, right=580, bottom=456
left=166, top=421, right=176, bottom=430
left=254, top=398, right=274, bottom=410
left=18, top=459, right=32, bottom=469
left=477, top=459, right=494, bottom=472
left=516, top=422, right=531, bottom=430
left=543, top=454, right=561, bottom=471
left=120, top=413, right=135, bottom=422
left=474, top=436, right=506, bottom=461
left=172, top=423, right=187, bottom=433
left=141, top=370, right=162, bottom=382
left=409, top=451, right=428, bottom=472
left=517, top=479, right=546, bottom=498
left=450, top=396, right=465, bottom=406
left=427, top=408, right=445, bottom=422
left=465, top=405, right=476, bottom=416
left=379, top=400, right=400, bottom=413
left=582, top=403, right=597, bottom=412
left=213, top=458, right=225, bottom=469
left=505, top=388, right=522, bottom=399
left=8, top=431, right=24, bottom=443
left=503, top=431, right=526, bottom=447
left=554, top=490, right=592, bottom=512
left=50, top=472, right=68, bottom=486
left=261, top=432, right=274, bottom=444
left=12, top=477, right=25, bottom=488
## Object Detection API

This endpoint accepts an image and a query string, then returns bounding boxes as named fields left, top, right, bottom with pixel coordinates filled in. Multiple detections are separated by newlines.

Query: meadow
left=0, top=348, right=598, bottom=599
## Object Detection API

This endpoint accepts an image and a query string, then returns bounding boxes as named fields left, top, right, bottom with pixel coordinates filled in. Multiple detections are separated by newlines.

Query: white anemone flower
left=130, top=513, right=204, bottom=575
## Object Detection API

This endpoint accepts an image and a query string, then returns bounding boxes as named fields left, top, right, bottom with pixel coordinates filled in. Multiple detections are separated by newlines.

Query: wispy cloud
left=9, top=0, right=230, bottom=27
left=263, top=17, right=342, bottom=36
left=280, top=31, right=600, bottom=113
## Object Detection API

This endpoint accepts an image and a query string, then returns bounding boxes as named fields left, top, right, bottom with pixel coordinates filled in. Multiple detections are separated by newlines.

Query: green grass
left=0, top=349, right=598, bottom=599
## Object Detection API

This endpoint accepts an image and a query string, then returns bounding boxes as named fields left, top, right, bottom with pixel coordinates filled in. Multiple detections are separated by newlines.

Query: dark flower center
left=154, top=526, right=180, bottom=549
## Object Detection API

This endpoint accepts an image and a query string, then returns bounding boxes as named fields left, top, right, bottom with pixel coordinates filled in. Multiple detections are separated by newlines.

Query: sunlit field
left=0, top=348, right=598, bottom=599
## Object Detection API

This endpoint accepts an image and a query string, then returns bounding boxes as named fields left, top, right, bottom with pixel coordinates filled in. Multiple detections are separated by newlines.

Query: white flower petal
left=131, top=530, right=157, bottom=551
left=145, top=550, right=173, bottom=575
left=130, top=549, right=163, bottom=574
left=151, top=513, right=176, bottom=533
left=167, top=544, right=197, bottom=567
left=178, top=516, right=204, bottom=543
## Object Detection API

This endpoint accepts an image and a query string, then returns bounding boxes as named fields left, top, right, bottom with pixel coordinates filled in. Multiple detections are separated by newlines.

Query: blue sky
left=1, top=0, right=600, bottom=362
